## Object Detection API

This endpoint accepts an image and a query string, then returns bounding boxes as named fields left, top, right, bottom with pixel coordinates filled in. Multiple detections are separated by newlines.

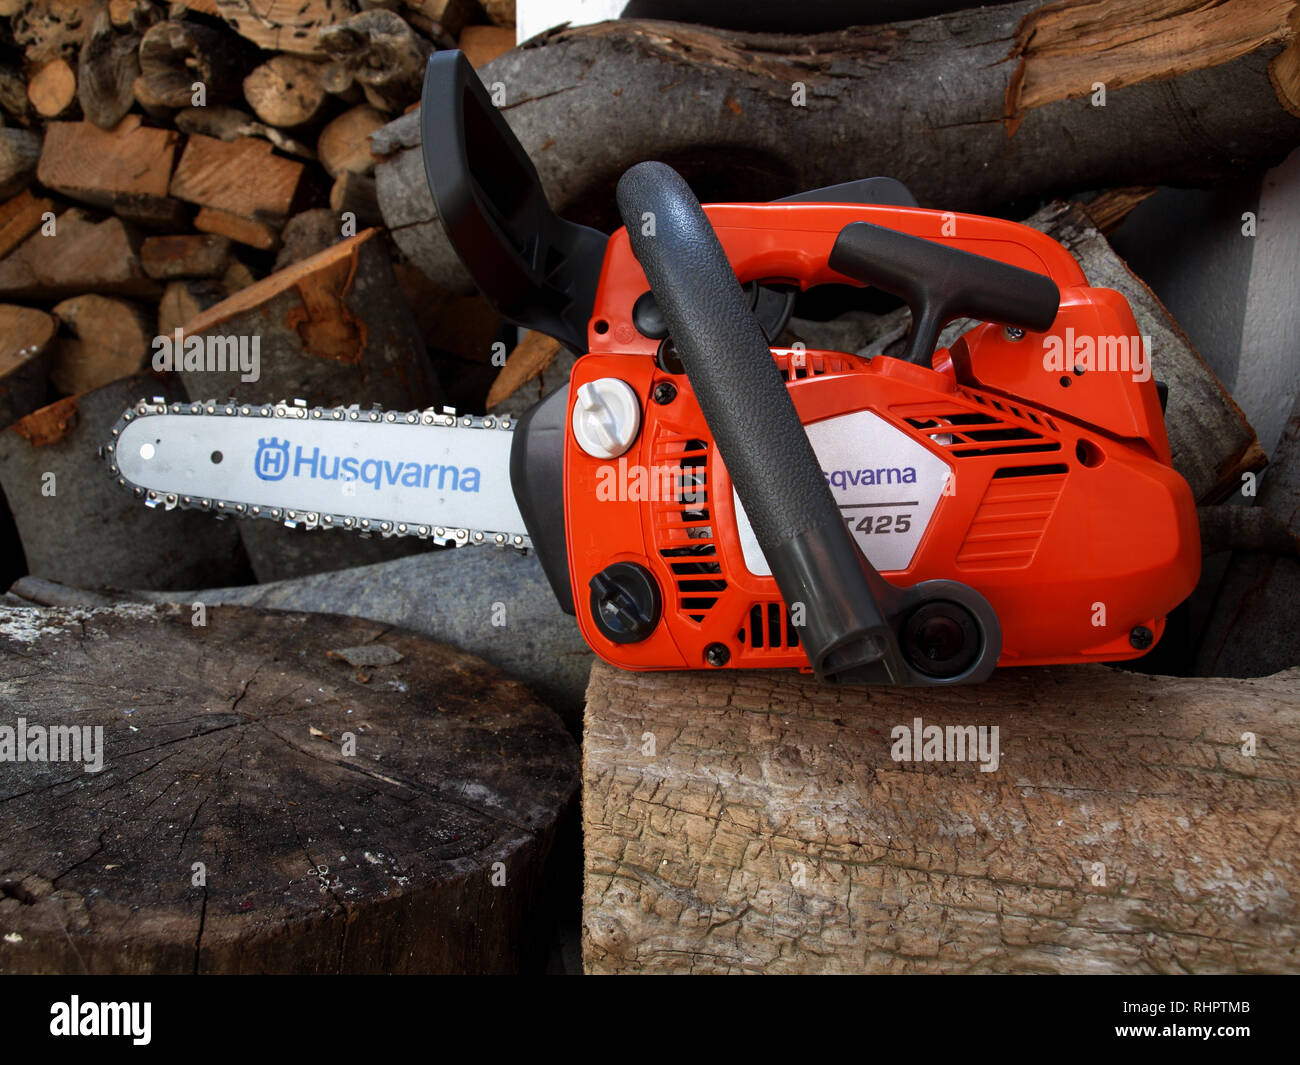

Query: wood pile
left=0, top=0, right=520, bottom=589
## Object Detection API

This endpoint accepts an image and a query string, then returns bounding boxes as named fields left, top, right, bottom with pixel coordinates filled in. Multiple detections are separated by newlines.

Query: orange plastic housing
left=563, top=203, right=1201, bottom=673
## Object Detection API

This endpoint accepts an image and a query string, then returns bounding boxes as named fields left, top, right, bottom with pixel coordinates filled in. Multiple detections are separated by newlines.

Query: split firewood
left=486, top=329, right=561, bottom=410
left=140, top=233, right=234, bottom=280
left=0, top=189, right=55, bottom=260
left=170, top=134, right=304, bottom=232
left=193, top=207, right=281, bottom=252
left=318, top=9, right=433, bottom=113
left=403, top=0, right=478, bottom=39
left=583, top=659, right=1300, bottom=973
left=36, top=116, right=179, bottom=226
left=243, top=54, right=329, bottom=129
left=458, top=24, right=515, bottom=69
left=25, top=58, right=75, bottom=118
left=49, top=294, right=153, bottom=395
left=329, top=170, right=381, bottom=226
left=0, top=128, right=41, bottom=200
left=0, top=209, right=160, bottom=301
left=0, top=375, right=250, bottom=591
left=274, top=208, right=340, bottom=269
left=157, top=278, right=226, bottom=336
left=317, top=103, right=385, bottom=177
left=77, top=7, right=141, bottom=129
left=1081, top=186, right=1159, bottom=235
left=214, top=0, right=356, bottom=56
left=137, top=18, right=258, bottom=109
left=172, top=105, right=317, bottom=161
left=375, top=5, right=1300, bottom=291
left=0, top=604, right=576, bottom=973
left=0, top=304, right=55, bottom=429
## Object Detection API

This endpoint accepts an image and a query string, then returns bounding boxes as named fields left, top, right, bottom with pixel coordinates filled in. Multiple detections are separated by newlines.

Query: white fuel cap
left=571, top=377, right=641, bottom=459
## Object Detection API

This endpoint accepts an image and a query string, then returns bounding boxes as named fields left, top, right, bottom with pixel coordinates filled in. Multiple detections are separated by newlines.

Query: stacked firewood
left=0, top=0, right=520, bottom=588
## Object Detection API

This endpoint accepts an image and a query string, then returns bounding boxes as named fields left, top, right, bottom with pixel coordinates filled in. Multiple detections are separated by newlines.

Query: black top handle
left=615, top=161, right=912, bottom=684
left=829, top=221, right=1060, bottom=364
left=420, top=51, right=608, bottom=353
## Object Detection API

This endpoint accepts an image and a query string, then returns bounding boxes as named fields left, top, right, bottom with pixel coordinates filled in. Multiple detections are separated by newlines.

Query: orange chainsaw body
left=563, top=203, right=1201, bottom=672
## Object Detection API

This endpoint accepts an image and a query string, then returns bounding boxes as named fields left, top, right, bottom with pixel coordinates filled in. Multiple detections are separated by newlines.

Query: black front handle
left=420, top=51, right=607, bottom=353
left=829, top=221, right=1060, bottom=364
left=615, top=161, right=910, bottom=684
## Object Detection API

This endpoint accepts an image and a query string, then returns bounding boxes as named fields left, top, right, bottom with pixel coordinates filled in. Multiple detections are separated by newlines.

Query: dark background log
left=376, top=4, right=1300, bottom=292
left=0, top=602, right=579, bottom=973
left=583, top=660, right=1300, bottom=973
left=0, top=374, right=250, bottom=591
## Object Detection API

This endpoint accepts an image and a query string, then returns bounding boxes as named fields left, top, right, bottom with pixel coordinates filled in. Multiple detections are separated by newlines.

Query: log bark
left=214, top=0, right=357, bottom=56
left=77, top=7, right=140, bottom=129
left=157, top=278, right=226, bottom=336
left=0, top=208, right=160, bottom=301
left=0, top=375, right=250, bottom=591
left=141, top=233, right=234, bottom=280
left=583, top=659, right=1300, bottom=973
left=0, top=602, right=578, bottom=974
left=375, top=5, right=1300, bottom=292
left=48, top=294, right=152, bottom=395
left=0, top=304, right=54, bottom=429
left=137, top=18, right=258, bottom=109
left=176, top=229, right=443, bottom=581
left=318, top=9, right=433, bottom=113
left=172, top=104, right=318, bottom=161
left=0, top=128, right=41, bottom=201
left=243, top=54, right=329, bottom=129
left=275, top=208, right=341, bottom=268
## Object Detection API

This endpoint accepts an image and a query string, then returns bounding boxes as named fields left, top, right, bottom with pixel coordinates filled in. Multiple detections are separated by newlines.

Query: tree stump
left=0, top=602, right=579, bottom=974
left=582, top=660, right=1300, bottom=973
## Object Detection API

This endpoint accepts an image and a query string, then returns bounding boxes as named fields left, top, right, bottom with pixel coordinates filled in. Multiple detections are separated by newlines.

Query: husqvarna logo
left=255, top=437, right=290, bottom=481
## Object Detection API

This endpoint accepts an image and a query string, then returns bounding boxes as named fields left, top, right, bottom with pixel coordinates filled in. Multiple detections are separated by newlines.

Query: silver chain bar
left=101, top=397, right=531, bottom=549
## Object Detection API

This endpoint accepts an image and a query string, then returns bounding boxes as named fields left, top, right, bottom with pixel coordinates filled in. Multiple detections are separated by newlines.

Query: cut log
left=157, top=278, right=227, bottom=336
left=405, top=0, right=479, bottom=39
left=275, top=207, right=341, bottom=269
left=375, top=6, right=1300, bottom=291
left=329, top=170, right=381, bottom=226
left=1027, top=202, right=1264, bottom=505
left=318, top=9, right=433, bottom=113
left=0, top=64, right=32, bottom=124
left=0, top=128, right=41, bottom=201
left=1081, top=186, right=1158, bottom=235
left=25, top=57, right=76, bottom=118
left=215, top=0, right=357, bottom=56
left=243, top=54, right=329, bottom=129
left=0, top=190, right=54, bottom=261
left=583, top=659, right=1300, bottom=973
left=138, top=19, right=258, bottom=109
left=49, top=294, right=152, bottom=395
left=77, top=7, right=140, bottom=129
left=170, top=133, right=304, bottom=226
left=10, top=1, right=94, bottom=63
left=141, top=233, right=234, bottom=280
left=317, top=103, right=385, bottom=177
left=0, top=209, right=160, bottom=301
left=0, top=375, right=250, bottom=590
left=0, top=304, right=55, bottom=429
left=0, top=601, right=578, bottom=974
left=36, top=116, right=180, bottom=226
left=459, top=24, right=516, bottom=69
left=176, top=229, right=443, bottom=581
left=193, top=207, right=281, bottom=252
left=486, top=329, right=561, bottom=409
left=172, top=104, right=317, bottom=161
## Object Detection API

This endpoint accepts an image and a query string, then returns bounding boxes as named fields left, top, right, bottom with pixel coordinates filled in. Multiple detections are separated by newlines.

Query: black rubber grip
left=615, top=162, right=905, bottom=682
left=828, top=221, right=1060, bottom=364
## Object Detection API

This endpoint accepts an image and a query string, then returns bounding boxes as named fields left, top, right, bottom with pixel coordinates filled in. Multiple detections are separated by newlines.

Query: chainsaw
left=104, top=51, right=1200, bottom=686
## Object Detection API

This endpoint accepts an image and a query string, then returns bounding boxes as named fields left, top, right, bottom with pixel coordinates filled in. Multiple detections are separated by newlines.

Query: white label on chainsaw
left=733, top=410, right=951, bottom=576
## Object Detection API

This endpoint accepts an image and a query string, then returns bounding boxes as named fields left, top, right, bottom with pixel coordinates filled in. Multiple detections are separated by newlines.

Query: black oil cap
left=590, top=562, right=662, bottom=644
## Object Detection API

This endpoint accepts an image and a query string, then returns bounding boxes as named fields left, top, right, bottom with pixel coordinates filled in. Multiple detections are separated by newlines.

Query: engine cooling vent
left=651, top=433, right=725, bottom=624
left=772, top=350, right=858, bottom=380
left=903, top=388, right=1062, bottom=460
left=736, top=601, right=801, bottom=650
left=957, top=466, right=1067, bottom=570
